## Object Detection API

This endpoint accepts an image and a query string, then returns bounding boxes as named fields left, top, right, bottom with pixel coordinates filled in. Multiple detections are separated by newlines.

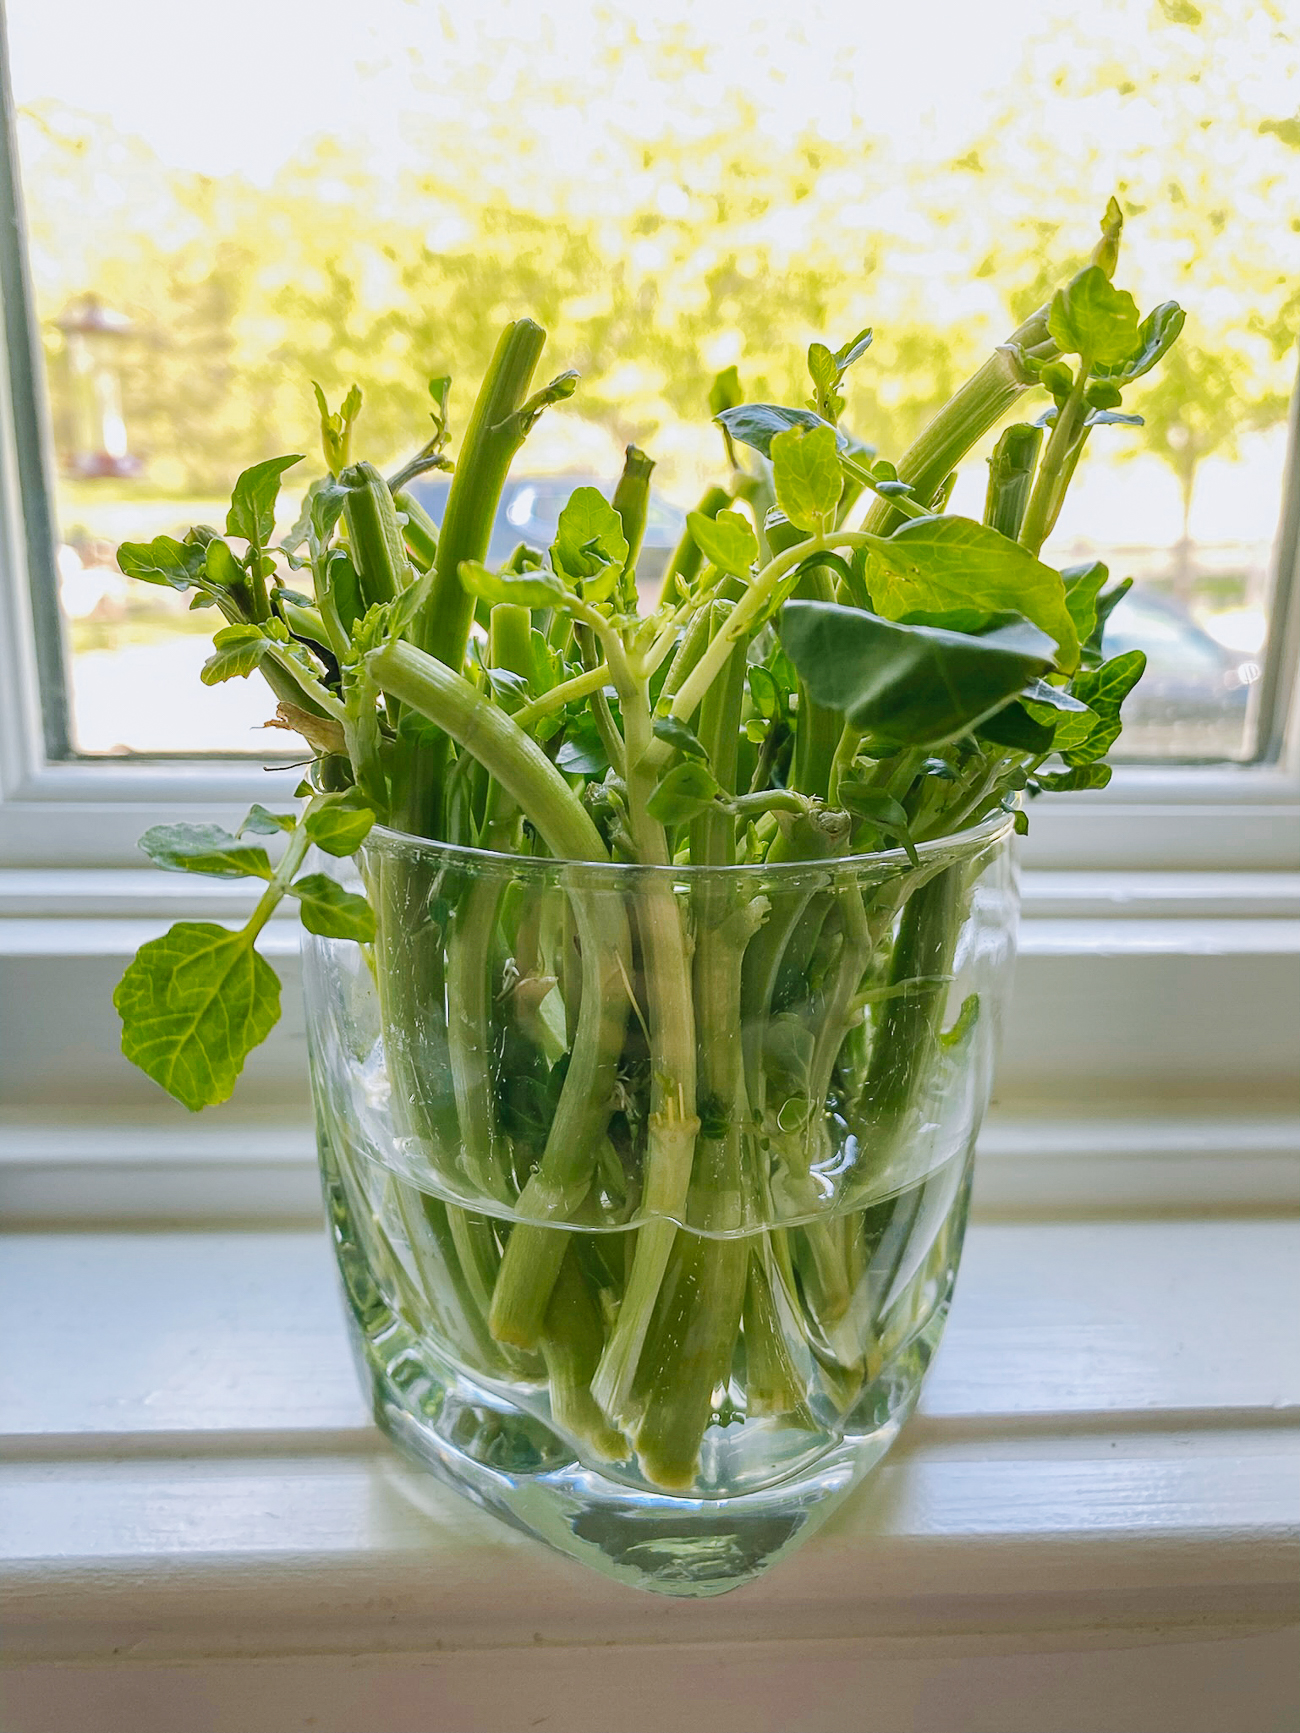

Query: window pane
left=8, top=0, right=1296, bottom=758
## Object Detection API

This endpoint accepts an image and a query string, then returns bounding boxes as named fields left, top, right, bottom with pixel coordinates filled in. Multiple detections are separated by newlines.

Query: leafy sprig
left=115, top=202, right=1176, bottom=1116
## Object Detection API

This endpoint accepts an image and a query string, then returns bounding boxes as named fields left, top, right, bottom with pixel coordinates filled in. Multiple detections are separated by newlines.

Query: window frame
left=0, top=22, right=1296, bottom=879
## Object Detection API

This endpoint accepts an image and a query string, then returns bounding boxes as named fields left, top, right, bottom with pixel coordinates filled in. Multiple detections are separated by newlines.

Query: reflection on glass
left=8, top=0, right=1295, bottom=759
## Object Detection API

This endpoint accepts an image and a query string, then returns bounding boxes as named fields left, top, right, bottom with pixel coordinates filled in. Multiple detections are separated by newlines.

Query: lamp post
left=56, top=294, right=143, bottom=479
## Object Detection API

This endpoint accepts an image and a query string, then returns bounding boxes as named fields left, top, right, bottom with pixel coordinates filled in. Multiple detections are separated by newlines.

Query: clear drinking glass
left=303, top=812, right=1017, bottom=1596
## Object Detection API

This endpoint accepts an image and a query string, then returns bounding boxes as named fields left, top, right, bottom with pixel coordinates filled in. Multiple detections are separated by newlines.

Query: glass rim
left=363, top=806, right=1014, bottom=884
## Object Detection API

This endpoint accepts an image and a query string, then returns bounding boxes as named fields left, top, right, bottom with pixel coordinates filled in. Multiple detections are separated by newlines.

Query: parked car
left=406, top=474, right=687, bottom=590
left=1103, top=587, right=1259, bottom=743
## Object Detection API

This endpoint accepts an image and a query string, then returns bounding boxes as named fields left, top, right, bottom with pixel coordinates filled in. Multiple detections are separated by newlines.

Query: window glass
left=8, top=0, right=1296, bottom=758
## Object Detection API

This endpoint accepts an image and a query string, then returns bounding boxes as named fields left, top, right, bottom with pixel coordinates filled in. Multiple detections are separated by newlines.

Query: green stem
left=1019, top=367, right=1090, bottom=557
left=539, top=1247, right=626, bottom=1460
left=367, top=640, right=607, bottom=863
left=860, top=304, right=1057, bottom=538
left=591, top=678, right=701, bottom=1427
left=415, top=321, right=547, bottom=669
left=399, top=321, right=548, bottom=835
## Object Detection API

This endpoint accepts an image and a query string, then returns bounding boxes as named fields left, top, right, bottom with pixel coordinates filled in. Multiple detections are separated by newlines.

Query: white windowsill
left=2, top=1218, right=1297, bottom=1733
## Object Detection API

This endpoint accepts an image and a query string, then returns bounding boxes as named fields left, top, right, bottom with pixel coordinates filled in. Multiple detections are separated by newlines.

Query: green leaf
left=708, top=366, right=743, bottom=418
left=140, top=823, right=274, bottom=880
left=807, top=342, right=836, bottom=395
left=1062, top=560, right=1110, bottom=648
left=551, top=487, right=629, bottom=581
left=240, top=804, right=297, bottom=835
left=747, top=665, right=782, bottom=720
left=1052, top=650, right=1147, bottom=763
left=864, top=515, right=1080, bottom=669
left=303, top=791, right=376, bottom=856
left=201, top=624, right=270, bottom=686
left=646, top=759, right=720, bottom=825
left=714, top=403, right=847, bottom=460
left=1084, top=379, right=1125, bottom=410
left=834, top=328, right=874, bottom=370
left=1092, top=301, right=1185, bottom=383
left=836, top=784, right=919, bottom=864
left=975, top=700, right=1058, bottom=755
left=652, top=714, right=710, bottom=762
left=1013, top=807, right=1030, bottom=837
left=227, top=454, right=304, bottom=549
left=288, top=873, right=376, bottom=941
left=114, top=921, right=281, bottom=1111
left=458, top=559, right=568, bottom=609
left=771, top=423, right=842, bottom=533
left=1079, top=577, right=1133, bottom=670
left=686, top=508, right=758, bottom=577
left=117, top=535, right=207, bottom=591
left=555, top=712, right=609, bottom=778
left=777, top=601, right=1055, bottom=749
left=309, top=477, right=347, bottom=548
left=1035, top=762, right=1114, bottom=792
left=1020, top=677, right=1090, bottom=714
left=1047, top=265, right=1141, bottom=365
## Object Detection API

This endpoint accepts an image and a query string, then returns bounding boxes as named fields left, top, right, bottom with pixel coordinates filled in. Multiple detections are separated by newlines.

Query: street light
left=56, top=293, right=143, bottom=480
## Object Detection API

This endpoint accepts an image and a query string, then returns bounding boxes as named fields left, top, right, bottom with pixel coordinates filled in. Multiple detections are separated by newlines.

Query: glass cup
left=303, top=811, right=1017, bottom=1595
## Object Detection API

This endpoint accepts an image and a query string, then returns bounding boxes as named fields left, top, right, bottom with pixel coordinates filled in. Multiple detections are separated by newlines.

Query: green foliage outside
left=18, top=0, right=1298, bottom=517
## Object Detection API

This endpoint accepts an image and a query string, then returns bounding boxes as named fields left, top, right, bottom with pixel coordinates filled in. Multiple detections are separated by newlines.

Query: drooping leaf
left=201, top=624, right=270, bottom=686
left=551, top=487, right=629, bottom=581
left=652, top=714, right=710, bottom=762
left=304, top=791, right=376, bottom=856
left=714, top=403, right=848, bottom=460
left=863, top=515, right=1080, bottom=669
left=686, top=508, right=758, bottom=577
left=140, top=823, right=274, bottom=880
left=1092, top=301, right=1186, bottom=383
left=1047, top=266, right=1142, bottom=365
left=458, top=559, right=568, bottom=609
left=113, top=921, right=281, bottom=1111
left=1052, top=650, right=1147, bottom=763
left=770, top=423, right=843, bottom=533
left=227, top=454, right=304, bottom=549
left=240, top=805, right=297, bottom=835
left=646, top=758, right=721, bottom=825
left=777, top=600, right=1055, bottom=749
left=117, top=535, right=207, bottom=591
left=288, top=873, right=376, bottom=941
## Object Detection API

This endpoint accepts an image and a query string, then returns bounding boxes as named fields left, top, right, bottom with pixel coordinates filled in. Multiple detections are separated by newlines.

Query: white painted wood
left=4, top=1627, right=1296, bottom=1733
left=6, top=866, right=1298, bottom=921
left=1, top=1228, right=1296, bottom=1726
left=2, top=1109, right=1296, bottom=1223
left=3, top=914, right=1296, bottom=1120
left=3, top=1225, right=1296, bottom=1447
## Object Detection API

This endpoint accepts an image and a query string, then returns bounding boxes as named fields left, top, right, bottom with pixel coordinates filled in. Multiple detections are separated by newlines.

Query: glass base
left=349, top=1310, right=939, bottom=1598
